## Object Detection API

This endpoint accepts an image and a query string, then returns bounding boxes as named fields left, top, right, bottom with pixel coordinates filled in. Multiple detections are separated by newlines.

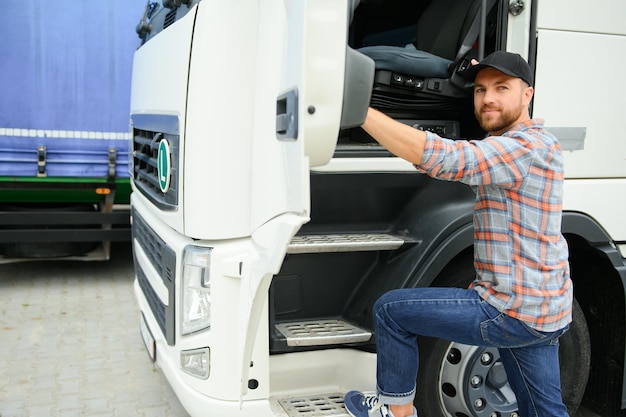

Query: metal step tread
left=278, top=393, right=348, bottom=417
left=287, top=233, right=406, bottom=254
left=275, top=319, right=372, bottom=347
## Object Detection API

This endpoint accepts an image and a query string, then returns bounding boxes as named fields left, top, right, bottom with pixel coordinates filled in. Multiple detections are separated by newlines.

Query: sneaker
left=343, top=391, right=417, bottom=417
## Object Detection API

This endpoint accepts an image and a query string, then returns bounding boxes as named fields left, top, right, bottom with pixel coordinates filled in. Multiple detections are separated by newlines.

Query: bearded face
left=473, top=67, right=533, bottom=136
left=474, top=98, right=526, bottom=134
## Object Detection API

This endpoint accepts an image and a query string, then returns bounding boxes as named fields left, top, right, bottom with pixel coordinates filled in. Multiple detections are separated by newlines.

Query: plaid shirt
left=418, top=118, right=572, bottom=331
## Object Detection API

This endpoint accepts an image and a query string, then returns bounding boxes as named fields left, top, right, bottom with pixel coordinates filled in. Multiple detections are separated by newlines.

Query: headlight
left=181, top=245, right=212, bottom=335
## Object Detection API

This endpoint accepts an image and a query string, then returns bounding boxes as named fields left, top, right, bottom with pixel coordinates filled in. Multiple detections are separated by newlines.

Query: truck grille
left=132, top=209, right=176, bottom=345
left=132, top=127, right=179, bottom=211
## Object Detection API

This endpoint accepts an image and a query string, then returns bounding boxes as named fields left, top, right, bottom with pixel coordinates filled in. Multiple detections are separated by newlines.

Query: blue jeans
left=373, top=287, right=569, bottom=417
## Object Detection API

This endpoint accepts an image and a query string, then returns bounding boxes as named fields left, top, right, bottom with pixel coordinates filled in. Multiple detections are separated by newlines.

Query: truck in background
left=130, top=0, right=626, bottom=416
left=0, top=1, right=145, bottom=262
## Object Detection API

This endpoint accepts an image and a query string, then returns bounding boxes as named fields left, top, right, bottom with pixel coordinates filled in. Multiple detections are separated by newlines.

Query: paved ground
left=0, top=242, right=603, bottom=417
left=0, top=242, right=189, bottom=417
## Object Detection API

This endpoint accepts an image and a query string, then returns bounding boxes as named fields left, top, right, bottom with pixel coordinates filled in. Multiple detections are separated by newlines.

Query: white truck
left=129, top=0, right=626, bottom=416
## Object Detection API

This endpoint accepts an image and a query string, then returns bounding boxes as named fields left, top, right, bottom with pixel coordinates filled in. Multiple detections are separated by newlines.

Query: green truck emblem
left=157, top=139, right=171, bottom=193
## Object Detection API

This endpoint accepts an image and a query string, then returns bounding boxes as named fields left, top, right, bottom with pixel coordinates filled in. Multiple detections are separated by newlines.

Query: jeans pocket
left=480, top=313, right=548, bottom=348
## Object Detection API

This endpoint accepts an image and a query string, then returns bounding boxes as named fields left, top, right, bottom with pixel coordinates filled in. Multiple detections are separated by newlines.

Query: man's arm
left=362, top=107, right=428, bottom=166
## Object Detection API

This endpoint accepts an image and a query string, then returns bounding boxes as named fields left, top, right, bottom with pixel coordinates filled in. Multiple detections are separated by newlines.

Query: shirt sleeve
left=417, top=131, right=534, bottom=189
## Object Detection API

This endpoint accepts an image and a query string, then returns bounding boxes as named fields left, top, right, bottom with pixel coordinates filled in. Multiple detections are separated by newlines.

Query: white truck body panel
left=533, top=0, right=626, bottom=242
left=537, top=0, right=626, bottom=36
left=184, top=1, right=257, bottom=239
left=534, top=30, right=626, bottom=179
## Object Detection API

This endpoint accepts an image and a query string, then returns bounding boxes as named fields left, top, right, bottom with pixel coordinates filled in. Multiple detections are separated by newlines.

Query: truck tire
left=415, top=258, right=590, bottom=417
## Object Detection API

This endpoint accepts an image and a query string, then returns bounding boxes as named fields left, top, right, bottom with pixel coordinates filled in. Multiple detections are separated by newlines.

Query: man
left=344, top=51, right=573, bottom=417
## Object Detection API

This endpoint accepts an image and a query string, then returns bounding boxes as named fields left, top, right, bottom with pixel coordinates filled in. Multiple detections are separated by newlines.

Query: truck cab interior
left=336, top=0, right=505, bottom=153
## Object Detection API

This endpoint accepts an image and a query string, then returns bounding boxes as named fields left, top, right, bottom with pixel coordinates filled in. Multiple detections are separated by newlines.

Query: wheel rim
left=439, top=342, right=520, bottom=417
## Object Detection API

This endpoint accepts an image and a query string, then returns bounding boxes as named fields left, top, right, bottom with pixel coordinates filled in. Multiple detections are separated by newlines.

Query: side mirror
left=340, top=47, right=375, bottom=129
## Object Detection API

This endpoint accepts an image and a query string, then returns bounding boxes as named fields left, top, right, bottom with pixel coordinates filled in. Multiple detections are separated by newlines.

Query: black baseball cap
left=464, top=51, right=533, bottom=86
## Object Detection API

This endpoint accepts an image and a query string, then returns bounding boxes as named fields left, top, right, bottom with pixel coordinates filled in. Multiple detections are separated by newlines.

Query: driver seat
left=357, top=0, right=496, bottom=111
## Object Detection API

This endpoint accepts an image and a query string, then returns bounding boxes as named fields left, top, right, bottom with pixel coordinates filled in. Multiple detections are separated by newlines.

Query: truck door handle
left=276, top=89, right=298, bottom=140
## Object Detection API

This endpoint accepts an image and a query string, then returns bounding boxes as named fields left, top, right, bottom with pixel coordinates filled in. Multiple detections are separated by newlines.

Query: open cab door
left=234, top=0, right=374, bottom=400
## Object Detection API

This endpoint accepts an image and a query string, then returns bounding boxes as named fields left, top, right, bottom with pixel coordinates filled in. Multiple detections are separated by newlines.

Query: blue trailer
left=0, top=1, right=144, bottom=261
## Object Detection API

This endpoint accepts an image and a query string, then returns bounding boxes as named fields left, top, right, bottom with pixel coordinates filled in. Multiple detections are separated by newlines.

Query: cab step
left=287, top=233, right=407, bottom=254
left=278, top=393, right=348, bottom=417
left=275, top=319, right=372, bottom=347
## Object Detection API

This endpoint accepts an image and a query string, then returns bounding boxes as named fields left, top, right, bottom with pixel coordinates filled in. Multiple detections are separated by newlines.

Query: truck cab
left=130, top=1, right=626, bottom=416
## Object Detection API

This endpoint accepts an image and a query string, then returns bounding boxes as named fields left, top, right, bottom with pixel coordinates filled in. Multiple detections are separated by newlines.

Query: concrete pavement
left=0, top=242, right=189, bottom=417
